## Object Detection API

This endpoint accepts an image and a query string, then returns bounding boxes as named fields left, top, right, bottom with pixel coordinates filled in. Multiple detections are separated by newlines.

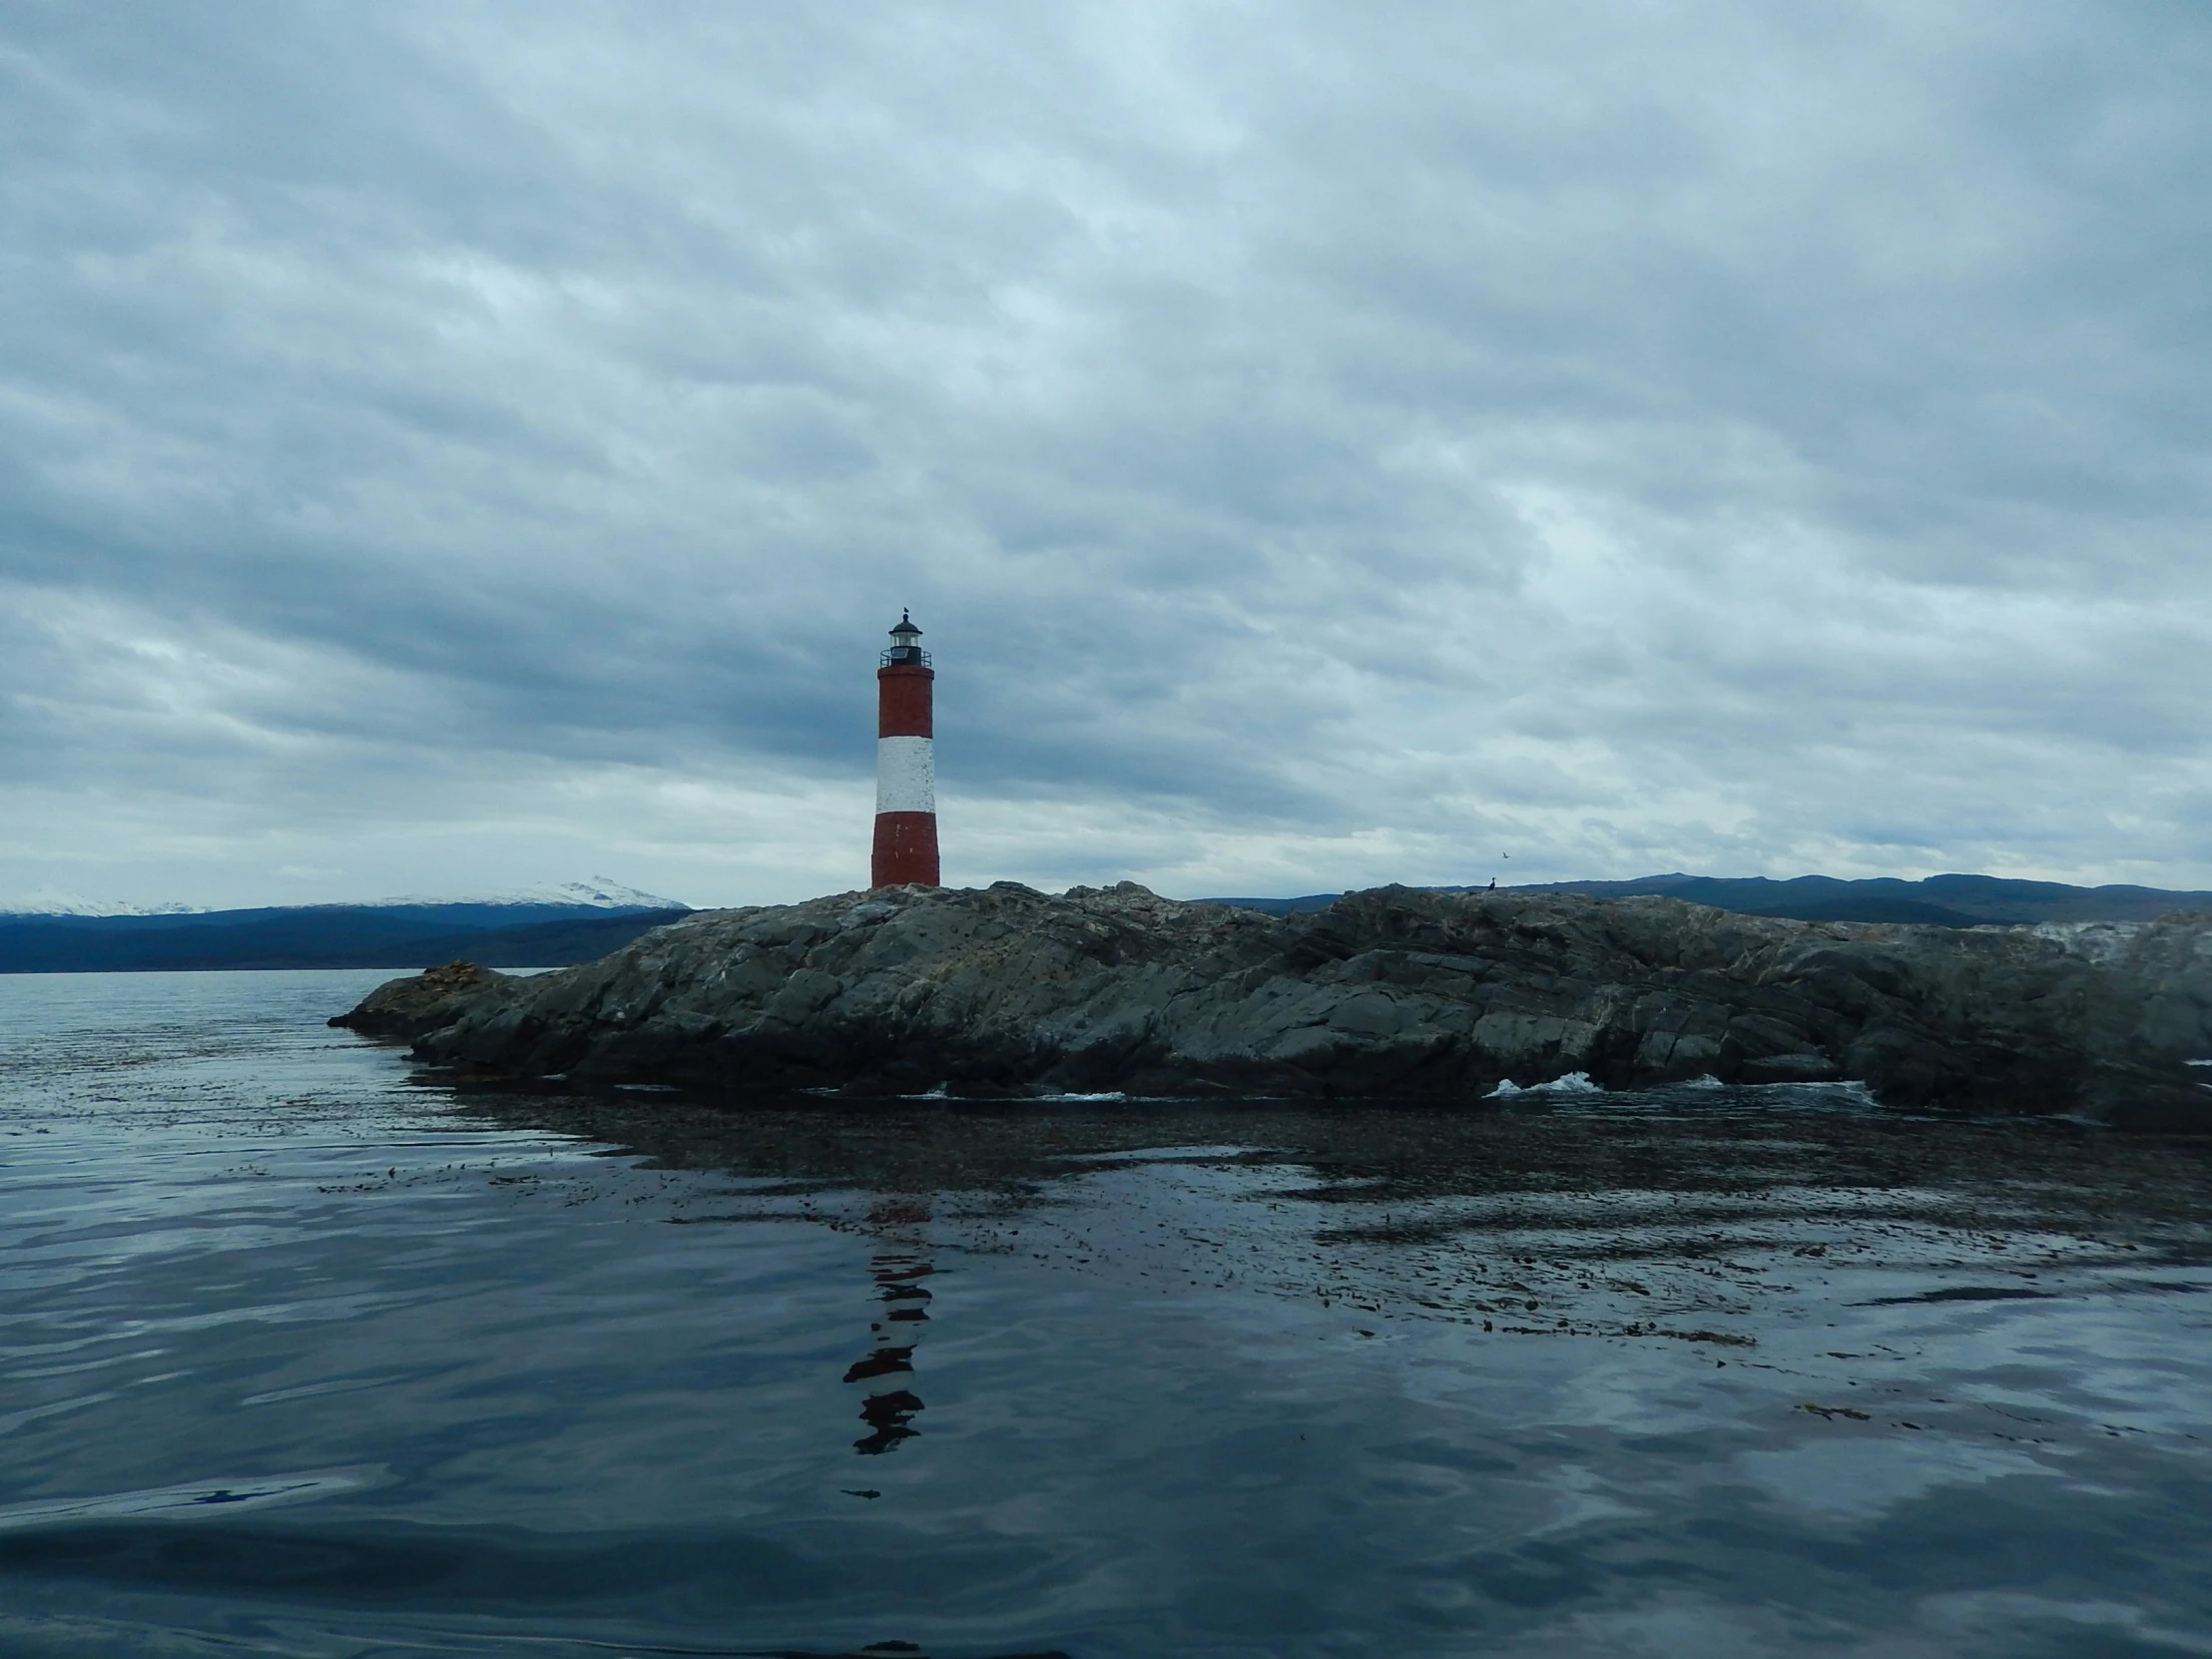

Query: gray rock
left=327, top=959, right=535, bottom=1039
left=329, top=885, right=2212, bottom=1126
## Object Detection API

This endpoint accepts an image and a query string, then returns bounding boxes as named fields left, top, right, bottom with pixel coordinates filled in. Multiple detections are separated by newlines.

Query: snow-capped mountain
left=357, top=877, right=687, bottom=911
left=0, top=889, right=205, bottom=918
left=0, top=878, right=694, bottom=970
left=0, top=877, right=686, bottom=920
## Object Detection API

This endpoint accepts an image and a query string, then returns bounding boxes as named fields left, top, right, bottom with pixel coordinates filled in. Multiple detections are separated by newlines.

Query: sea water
left=1, top=969, right=2209, bottom=1657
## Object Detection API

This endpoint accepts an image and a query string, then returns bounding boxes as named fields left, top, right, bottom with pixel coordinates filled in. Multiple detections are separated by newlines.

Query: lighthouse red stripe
left=871, top=812, right=939, bottom=887
left=877, top=666, right=934, bottom=738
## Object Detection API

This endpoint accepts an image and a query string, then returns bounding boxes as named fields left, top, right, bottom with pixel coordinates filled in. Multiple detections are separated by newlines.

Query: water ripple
left=1, top=971, right=2209, bottom=1656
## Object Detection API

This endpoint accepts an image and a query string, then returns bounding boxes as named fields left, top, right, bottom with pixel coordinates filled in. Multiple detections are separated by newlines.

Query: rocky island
left=333, top=882, right=2212, bottom=1128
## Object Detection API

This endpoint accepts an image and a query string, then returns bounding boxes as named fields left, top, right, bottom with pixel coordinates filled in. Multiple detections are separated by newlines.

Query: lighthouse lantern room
left=871, top=610, right=939, bottom=887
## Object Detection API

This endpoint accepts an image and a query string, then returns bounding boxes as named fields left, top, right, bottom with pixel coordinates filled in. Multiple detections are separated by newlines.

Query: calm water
left=2, top=972, right=2210, bottom=1657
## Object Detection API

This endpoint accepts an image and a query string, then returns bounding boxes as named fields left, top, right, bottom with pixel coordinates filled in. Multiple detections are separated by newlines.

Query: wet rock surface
left=329, top=958, right=536, bottom=1038
left=331, top=883, right=2212, bottom=1125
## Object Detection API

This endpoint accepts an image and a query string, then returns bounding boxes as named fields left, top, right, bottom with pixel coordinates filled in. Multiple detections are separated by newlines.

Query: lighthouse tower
left=871, top=611, right=939, bottom=887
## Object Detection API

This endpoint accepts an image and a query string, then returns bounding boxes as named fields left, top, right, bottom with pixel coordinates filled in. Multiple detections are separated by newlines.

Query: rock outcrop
left=332, top=883, right=2212, bottom=1126
left=334, top=958, right=538, bottom=1038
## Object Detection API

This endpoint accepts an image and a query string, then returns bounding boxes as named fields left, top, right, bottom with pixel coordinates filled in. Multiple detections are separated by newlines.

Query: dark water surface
left=3, top=972, right=2211, bottom=1657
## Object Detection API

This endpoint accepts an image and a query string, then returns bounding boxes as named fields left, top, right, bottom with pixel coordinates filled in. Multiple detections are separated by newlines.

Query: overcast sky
left=3, top=1, right=2209, bottom=909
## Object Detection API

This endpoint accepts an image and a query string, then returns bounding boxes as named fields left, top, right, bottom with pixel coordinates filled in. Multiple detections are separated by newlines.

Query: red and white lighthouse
left=871, top=610, right=939, bottom=888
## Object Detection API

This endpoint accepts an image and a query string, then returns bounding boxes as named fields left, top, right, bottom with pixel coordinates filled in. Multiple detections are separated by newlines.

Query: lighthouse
left=871, top=610, right=939, bottom=887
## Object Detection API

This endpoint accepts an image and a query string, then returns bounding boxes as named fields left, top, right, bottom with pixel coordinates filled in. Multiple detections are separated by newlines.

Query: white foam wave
left=1487, top=1071, right=1602, bottom=1098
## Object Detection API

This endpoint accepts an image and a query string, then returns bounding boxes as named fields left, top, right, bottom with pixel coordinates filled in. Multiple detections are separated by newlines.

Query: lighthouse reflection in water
left=845, top=1200, right=934, bottom=1457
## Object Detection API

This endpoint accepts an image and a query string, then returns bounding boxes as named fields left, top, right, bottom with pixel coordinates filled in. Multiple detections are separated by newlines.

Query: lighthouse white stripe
left=875, top=736, right=936, bottom=815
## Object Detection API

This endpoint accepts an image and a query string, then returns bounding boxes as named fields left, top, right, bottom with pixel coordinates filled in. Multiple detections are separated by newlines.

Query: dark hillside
left=0, top=910, right=690, bottom=972
left=1204, top=874, right=2212, bottom=927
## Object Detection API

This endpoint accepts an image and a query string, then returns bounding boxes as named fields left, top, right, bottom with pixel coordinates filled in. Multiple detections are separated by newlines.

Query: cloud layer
left=4, top=1, right=2209, bottom=906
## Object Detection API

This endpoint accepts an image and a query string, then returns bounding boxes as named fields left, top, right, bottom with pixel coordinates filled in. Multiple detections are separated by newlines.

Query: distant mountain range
left=0, top=877, right=680, bottom=920
left=1203, top=873, right=2212, bottom=928
left=0, top=878, right=691, bottom=972
left=17, top=870, right=2210, bottom=973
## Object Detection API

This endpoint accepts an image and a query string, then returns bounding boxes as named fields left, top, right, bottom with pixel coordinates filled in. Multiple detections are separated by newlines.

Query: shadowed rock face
left=331, top=883, right=2212, bottom=1126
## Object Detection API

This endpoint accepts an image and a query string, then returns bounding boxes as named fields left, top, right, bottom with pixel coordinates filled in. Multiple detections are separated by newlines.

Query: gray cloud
left=2, top=0, right=2209, bottom=906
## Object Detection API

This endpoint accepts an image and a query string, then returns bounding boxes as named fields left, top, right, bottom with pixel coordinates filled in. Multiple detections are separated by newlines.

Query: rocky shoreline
left=332, top=882, right=2212, bottom=1127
